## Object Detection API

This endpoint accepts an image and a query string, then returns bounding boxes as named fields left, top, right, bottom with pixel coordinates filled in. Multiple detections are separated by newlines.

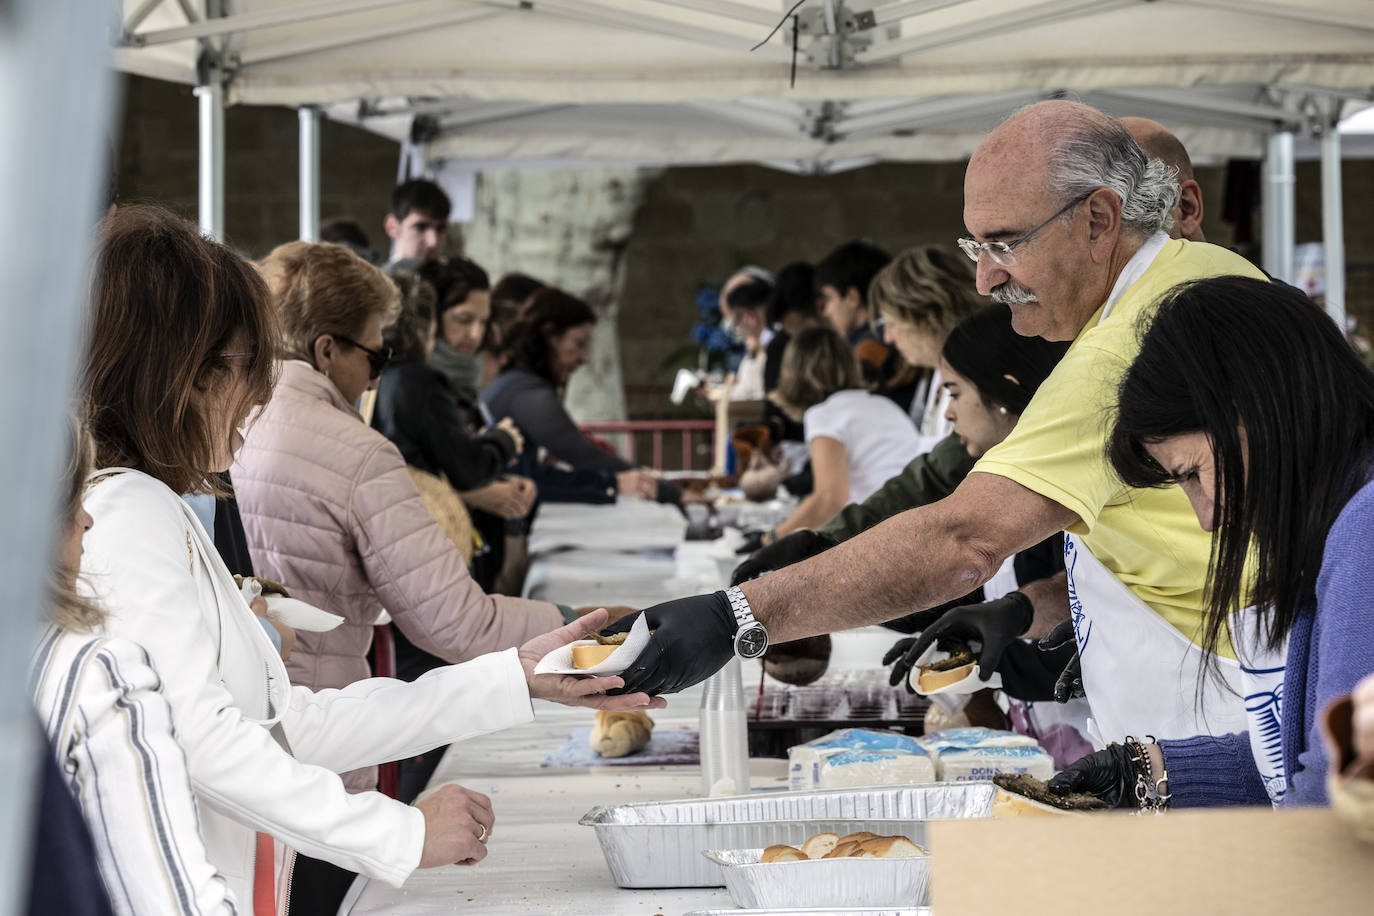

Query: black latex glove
left=730, top=528, right=836, bottom=585
left=735, top=529, right=768, bottom=557
left=1048, top=744, right=1139, bottom=809
left=604, top=591, right=737, bottom=697
left=888, top=591, right=1035, bottom=687
left=1038, top=620, right=1085, bottom=702
left=996, top=639, right=1071, bottom=702
left=882, top=624, right=965, bottom=690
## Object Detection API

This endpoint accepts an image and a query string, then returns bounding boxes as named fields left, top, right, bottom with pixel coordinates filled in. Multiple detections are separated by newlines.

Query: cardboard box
left=931, top=806, right=1374, bottom=915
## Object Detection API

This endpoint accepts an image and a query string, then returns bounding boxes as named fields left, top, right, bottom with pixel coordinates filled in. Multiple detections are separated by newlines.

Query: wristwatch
left=725, top=585, right=770, bottom=659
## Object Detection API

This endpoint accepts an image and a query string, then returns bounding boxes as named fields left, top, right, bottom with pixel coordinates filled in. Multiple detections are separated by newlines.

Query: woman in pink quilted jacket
left=231, top=242, right=576, bottom=762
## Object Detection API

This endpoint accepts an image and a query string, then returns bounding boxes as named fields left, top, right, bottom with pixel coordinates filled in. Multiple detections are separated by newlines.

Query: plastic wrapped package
left=921, top=727, right=1040, bottom=749
left=919, top=727, right=1052, bottom=782
left=789, top=728, right=935, bottom=791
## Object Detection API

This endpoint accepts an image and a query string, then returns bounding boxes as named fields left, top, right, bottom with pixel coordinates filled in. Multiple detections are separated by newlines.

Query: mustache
left=991, top=281, right=1038, bottom=305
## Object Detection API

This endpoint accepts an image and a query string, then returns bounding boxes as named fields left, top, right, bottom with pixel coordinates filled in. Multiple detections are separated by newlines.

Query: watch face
left=736, top=624, right=769, bottom=659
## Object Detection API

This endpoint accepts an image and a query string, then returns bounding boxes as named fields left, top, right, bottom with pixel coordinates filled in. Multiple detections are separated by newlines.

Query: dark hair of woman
left=942, top=303, right=1069, bottom=415
left=488, top=272, right=545, bottom=350
left=770, top=326, right=863, bottom=421
left=418, top=257, right=490, bottom=315
left=85, top=205, right=277, bottom=496
left=500, top=288, right=597, bottom=385
left=1108, top=276, right=1374, bottom=673
left=491, top=272, right=545, bottom=311
left=381, top=265, right=438, bottom=363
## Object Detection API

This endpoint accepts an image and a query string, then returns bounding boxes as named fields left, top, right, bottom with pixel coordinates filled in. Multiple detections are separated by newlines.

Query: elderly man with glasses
left=609, top=101, right=1284, bottom=785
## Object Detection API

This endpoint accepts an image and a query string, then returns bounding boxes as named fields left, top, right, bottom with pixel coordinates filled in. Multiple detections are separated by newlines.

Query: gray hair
left=1046, top=118, right=1180, bottom=238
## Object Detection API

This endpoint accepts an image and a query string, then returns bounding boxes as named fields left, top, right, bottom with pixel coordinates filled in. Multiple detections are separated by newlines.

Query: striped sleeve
left=35, top=634, right=238, bottom=916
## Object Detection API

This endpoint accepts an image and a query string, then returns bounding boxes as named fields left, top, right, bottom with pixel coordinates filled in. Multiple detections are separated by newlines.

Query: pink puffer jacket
left=232, top=362, right=564, bottom=776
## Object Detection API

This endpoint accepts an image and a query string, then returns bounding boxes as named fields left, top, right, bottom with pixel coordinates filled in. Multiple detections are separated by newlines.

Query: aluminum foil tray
left=579, top=781, right=993, bottom=888
left=705, top=848, right=932, bottom=909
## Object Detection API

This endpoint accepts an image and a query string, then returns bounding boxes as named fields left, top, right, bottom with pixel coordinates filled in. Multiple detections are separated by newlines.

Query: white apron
left=1064, top=534, right=1287, bottom=800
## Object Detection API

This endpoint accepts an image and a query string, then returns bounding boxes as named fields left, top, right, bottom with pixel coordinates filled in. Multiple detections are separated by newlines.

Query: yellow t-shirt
left=974, top=239, right=1266, bottom=655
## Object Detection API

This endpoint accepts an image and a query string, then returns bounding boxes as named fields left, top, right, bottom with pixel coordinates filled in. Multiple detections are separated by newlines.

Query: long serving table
left=344, top=687, right=784, bottom=915
left=345, top=498, right=899, bottom=914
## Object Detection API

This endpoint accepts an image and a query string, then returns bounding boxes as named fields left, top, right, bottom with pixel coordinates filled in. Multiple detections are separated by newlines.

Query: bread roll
left=572, top=644, right=619, bottom=669
left=760, top=845, right=807, bottom=863
left=917, top=661, right=976, bottom=692
left=837, top=831, right=878, bottom=845
left=800, top=832, right=839, bottom=859
left=854, top=836, right=927, bottom=858
left=589, top=710, right=653, bottom=758
left=991, top=788, right=1066, bottom=817
left=822, top=841, right=860, bottom=859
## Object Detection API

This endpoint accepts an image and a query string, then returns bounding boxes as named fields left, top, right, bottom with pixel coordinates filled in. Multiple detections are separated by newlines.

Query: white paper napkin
left=239, top=578, right=345, bottom=632
left=263, top=596, right=345, bottom=632
left=906, top=642, right=1002, bottom=695
left=533, top=614, right=652, bottom=676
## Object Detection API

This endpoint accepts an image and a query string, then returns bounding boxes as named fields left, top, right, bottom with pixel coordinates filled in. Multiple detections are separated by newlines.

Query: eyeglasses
left=956, top=191, right=1093, bottom=267
left=331, top=334, right=392, bottom=380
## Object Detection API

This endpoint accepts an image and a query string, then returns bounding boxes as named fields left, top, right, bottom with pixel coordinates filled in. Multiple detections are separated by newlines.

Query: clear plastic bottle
left=699, top=656, right=750, bottom=796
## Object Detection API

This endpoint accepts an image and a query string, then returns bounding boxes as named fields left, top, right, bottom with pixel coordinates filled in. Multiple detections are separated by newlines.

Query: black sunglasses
left=329, top=334, right=392, bottom=379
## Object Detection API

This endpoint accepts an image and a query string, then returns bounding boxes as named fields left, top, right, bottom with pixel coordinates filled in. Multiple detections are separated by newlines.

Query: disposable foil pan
left=704, top=848, right=932, bottom=909
left=579, top=781, right=993, bottom=888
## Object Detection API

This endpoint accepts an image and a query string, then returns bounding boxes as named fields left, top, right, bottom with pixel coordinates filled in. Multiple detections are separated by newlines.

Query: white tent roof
left=115, top=0, right=1374, bottom=167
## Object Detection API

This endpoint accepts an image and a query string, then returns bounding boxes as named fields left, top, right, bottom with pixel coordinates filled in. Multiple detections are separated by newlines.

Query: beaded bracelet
left=1124, top=734, right=1171, bottom=812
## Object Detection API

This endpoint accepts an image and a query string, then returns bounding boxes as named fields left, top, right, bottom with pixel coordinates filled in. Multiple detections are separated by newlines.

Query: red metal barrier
left=578, top=419, right=715, bottom=471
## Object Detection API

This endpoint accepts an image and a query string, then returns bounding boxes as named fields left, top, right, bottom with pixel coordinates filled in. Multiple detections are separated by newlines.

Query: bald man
left=1121, top=116, right=1206, bottom=242
left=611, top=103, right=1285, bottom=792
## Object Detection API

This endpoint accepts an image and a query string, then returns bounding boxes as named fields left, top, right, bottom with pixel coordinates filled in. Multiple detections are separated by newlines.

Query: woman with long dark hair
left=1052, top=276, right=1374, bottom=808
left=484, top=288, right=678, bottom=504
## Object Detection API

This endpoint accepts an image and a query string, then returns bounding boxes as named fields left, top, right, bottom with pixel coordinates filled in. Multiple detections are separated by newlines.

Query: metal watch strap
left=725, top=585, right=755, bottom=628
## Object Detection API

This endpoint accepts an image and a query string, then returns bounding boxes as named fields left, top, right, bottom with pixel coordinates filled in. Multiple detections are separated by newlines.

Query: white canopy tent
left=113, top=0, right=1374, bottom=323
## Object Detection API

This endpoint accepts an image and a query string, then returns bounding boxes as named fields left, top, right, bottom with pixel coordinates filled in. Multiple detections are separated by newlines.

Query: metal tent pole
left=1321, top=124, right=1347, bottom=329
left=195, top=69, right=226, bottom=241
left=0, top=0, right=115, bottom=909
left=1262, top=130, right=1296, bottom=284
left=299, top=106, right=322, bottom=241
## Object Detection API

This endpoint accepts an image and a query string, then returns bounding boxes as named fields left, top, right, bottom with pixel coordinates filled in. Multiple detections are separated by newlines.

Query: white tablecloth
left=523, top=523, right=741, bottom=609
left=526, top=499, right=688, bottom=555
left=344, top=630, right=905, bottom=915
left=344, top=684, right=793, bottom=915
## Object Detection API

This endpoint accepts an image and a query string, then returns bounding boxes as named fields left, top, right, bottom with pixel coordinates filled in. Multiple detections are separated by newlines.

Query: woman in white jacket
left=78, top=205, right=661, bottom=914
left=34, top=419, right=237, bottom=914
